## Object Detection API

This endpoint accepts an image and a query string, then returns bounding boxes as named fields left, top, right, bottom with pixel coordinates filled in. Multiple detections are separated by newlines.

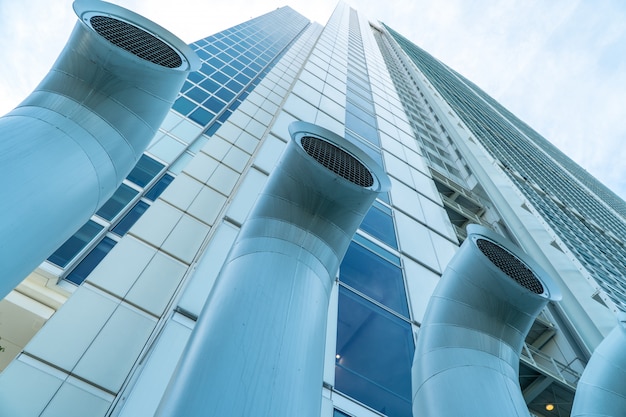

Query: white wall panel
left=72, top=304, right=156, bottom=393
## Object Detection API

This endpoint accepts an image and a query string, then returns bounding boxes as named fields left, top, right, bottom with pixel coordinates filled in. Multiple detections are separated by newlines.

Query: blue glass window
left=48, top=220, right=103, bottom=268
left=200, top=78, right=220, bottom=93
left=205, top=121, right=222, bottom=136
left=235, top=73, right=250, bottom=85
left=186, top=87, right=209, bottom=104
left=210, top=71, right=229, bottom=84
left=226, top=79, right=244, bottom=93
left=215, top=87, right=236, bottom=102
left=172, top=96, right=195, bottom=115
left=112, top=201, right=150, bottom=236
left=204, top=96, right=226, bottom=114
left=334, top=411, right=351, bottom=417
left=335, top=286, right=414, bottom=417
left=145, top=174, right=175, bottom=201
left=187, top=72, right=203, bottom=84
left=127, top=155, right=165, bottom=187
left=96, top=183, right=139, bottom=221
left=346, top=101, right=376, bottom=127
left=222, top=65, right=238, bottom=77
left=360, top=202, right=398, bottom=248
left=199, top=63, right=215, bottom=76
left=340, top=240, right=407, bottom=315
left=64, top=237, right=116, bottom=285
left=231, top=60, right=244, bottom=71
left=189, top=107, right=214, bottom=126
left=345, top=112, right=378, bottom=145
left=217, top=109, right=232, bottom=123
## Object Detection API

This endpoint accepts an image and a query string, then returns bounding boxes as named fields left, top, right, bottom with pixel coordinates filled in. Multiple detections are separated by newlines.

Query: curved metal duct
left=156, top=121, right=390, bottom=417
left=0, top=0, right=199, bottom=297
left=412, top=224, right=561, bottom=417
left=571, top=314, right=626, bottom=416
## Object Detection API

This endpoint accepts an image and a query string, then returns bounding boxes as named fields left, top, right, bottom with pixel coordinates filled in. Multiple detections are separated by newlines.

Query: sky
left=1, top=0, right=625, bottom=199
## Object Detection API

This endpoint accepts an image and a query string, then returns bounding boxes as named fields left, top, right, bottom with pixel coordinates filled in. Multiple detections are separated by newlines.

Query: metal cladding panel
left=0, top=0, right=199, bottom=298
left=412, top=224, right=561, bottom=417
left=572, top=317, right=626, bottom=416
left=156, top=122, right=390, bottom=417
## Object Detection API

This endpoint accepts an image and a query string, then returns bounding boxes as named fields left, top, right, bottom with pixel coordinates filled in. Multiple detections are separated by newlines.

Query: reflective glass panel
left=145, top=174, right=175, bottom=201
left=335, top=286, right=414, bottom=417
left=96, top=184, right=139, bottom=221
left=127, top=155, right=165, bottom=188
left=340, top=241, right=407, bottom=316
left=47, top=220, right=104, bottom=268
left=359, top=203, right=398, bottom=248
left=64, top=237, right=116, bottom=285
left=112, top=201, right=150, bottom=236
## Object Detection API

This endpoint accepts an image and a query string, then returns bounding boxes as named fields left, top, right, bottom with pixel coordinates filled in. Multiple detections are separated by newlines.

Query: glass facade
left=3, top=4, right=615, bottom=417
left=43, top=7, right=310, bottom=287
left=386, top=24, right=626, bottom=312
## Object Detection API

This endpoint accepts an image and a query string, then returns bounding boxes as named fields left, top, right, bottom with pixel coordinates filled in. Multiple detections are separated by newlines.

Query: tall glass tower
left=0, top=3, right=620, bottom=417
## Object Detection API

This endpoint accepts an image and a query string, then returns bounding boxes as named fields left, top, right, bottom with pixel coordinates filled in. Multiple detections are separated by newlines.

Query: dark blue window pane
left=186, top=87, right=209, bottom=104
left=64, top=237, right=116, bottom=285
left=205, top=121, right=222, bottom=136
left=145, top=174, right=175, bottom=201
left=231, top=59, right=244, bottom=71
left=334, top=411, right=351, bottom=417
left=242, top=67, right=256, bottom=78
left=210, top=71, right=229, bottom=84
left=181, top=81, right=193, bottom=93
left=96, top=184, right=139, bottom=221
left=204, top=96, right=226, bottom=114
left=222, top=65, right=237, bottom=77
left=127, top=155, right=164, bottom=188
left=189, top=107, right=214, bottom=126
left=199, top=63, right=215, bottom=76
left=346, top=101, right=376, bottom=127
left=200, top=78, right=220, bottom=93
left=112, top=201, right=150, bottom=236
left=195, top=49, right=210, bottom=60
left=335, top=286, right=414, bottom=417
left=345, top=112, right=379, bottom=145
left=352, top=233, right=400, bottom=266
left=172, top=96, right=195, bottom=115
left=215, top=87, right=235, bottom=102
left=235, top=73, right=250, bottom=85
left=360, top=203, right=398, bottom=248
left=187, top=72, right=203, bottom=84
left=48, top=220, right=103, bottom=267
left=226, top=79, right=244, bottom=93
left=217, top=109, right=232, bottom=123
left=340, top=240, right=407, bottom=315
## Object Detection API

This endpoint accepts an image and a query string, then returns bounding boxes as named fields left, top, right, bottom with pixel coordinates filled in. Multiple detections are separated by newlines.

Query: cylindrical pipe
left=571, top=314, right=626, bottom=416
left=0, top=0, right=199, bottom=298
left=412, top=224, right=561, bottom=417
left=156, top=121, right=390, bottom=417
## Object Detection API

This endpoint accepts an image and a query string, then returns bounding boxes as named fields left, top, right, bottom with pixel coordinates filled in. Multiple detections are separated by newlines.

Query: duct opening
left=476, top=238, right=544, bottom=294
left=89, top=15, right=183, bottom=68
left=300, top=136, right=374, bottom=187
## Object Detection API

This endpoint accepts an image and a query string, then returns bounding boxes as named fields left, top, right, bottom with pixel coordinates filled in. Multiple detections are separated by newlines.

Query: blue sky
left=1, top=0, right=625, bottom=199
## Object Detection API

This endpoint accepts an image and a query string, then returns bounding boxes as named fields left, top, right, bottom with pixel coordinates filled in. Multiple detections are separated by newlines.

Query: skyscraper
left=0, top=2, right=621, bottom=417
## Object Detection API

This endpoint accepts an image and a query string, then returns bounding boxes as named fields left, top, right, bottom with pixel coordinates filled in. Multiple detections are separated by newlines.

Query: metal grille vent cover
left=90, top=15, right=182, bottom=68
left=476, top=238, right=544, bottom=294
left=301, top=136, right=374, bottom=188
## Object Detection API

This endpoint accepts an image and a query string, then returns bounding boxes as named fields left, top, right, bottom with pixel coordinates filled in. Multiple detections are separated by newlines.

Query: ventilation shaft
left=412, top=224, right=561, bottom=417
left=0, top=0, right=199, bottom=298
left=571, top=314, right=626, bottom=416
left=156, top=121, right=390, bottom=417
